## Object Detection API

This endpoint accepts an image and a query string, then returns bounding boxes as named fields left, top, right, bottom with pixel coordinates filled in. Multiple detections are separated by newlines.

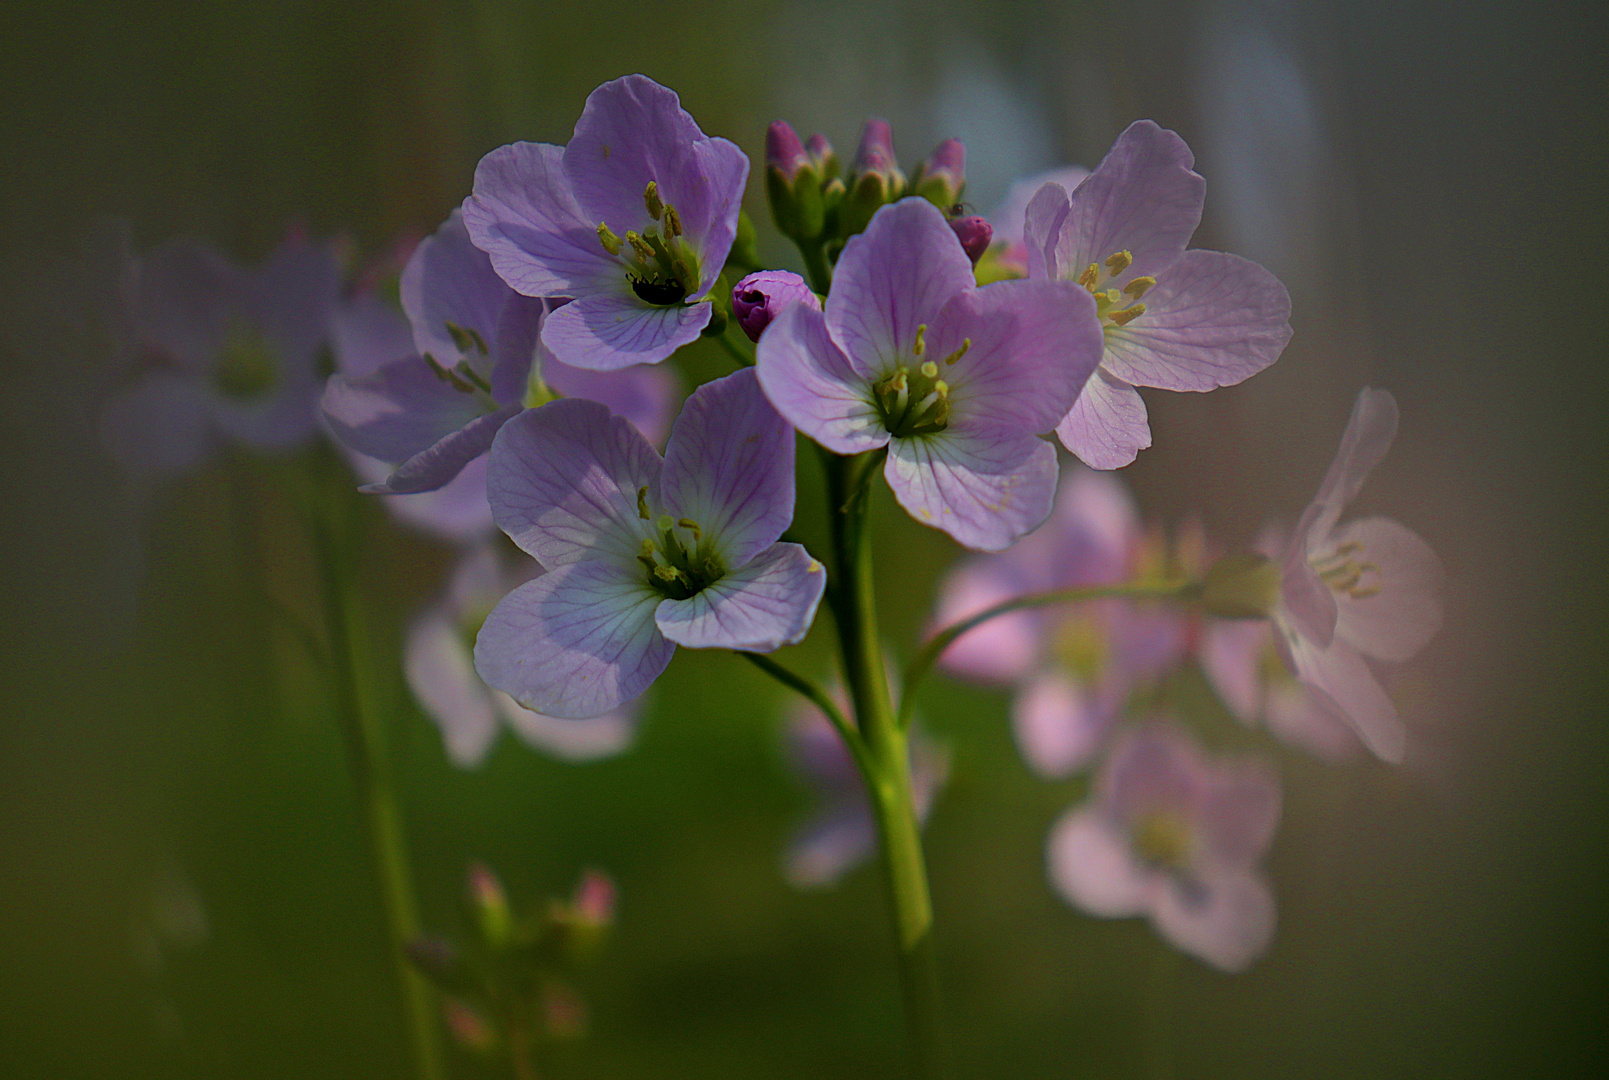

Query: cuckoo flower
left=757, top=197, right=1104, bottom=551
left=782, top=688, right=949, bottom=889
left=475, top=369, right=826, bottom=718
left=1049, top=725, right=1280, bottom=972
left=731, top=270, right=819, bottom=343
left=1264, top=388, right=1443, bottom=762
left=1023, top=120, right=1292, bottom=469
left=101, top=235, right=337, bottom=480
left=407, top=543, right=637, bottom=767
left=985, top=165, right=1090, bottom=277
left=932, top=469, right=1190, bottom=776
left=463, top=74, right=748, bottom=371
left=321, top=209, right=679, bottom=494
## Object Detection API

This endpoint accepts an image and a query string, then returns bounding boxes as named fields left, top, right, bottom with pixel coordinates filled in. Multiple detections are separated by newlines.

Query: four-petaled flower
left=1266, top=388, right=1444, bottom=762
left=475, top=368, right=826, bottom=718
left=1023, top=120, right=1292, bottom=469
left=1049, top=724, right=1281, bottom=972
left=756, top=197, right=1104, bottom=551
left=464, top=74, right=749, bottom=371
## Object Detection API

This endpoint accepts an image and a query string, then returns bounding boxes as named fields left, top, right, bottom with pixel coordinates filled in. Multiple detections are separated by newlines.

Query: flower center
left=1074, top=250, right=1153, bottom=332
left=1050, top=612, right=1108, bottom=684
left=597, top=182, right=701, bottom=308
left=1310, top=541, right=1382, bottom=600
left=871, top=325, right=970, bottom=439
left=1130, top=808, right=1194, bottom=870
left=635, top=492, right=724, bottom=600
left=214, top=322, right=279, bottom=400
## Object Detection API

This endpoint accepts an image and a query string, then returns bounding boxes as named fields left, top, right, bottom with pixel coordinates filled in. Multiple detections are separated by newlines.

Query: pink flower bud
left=949, top=215, right=994, bottom=264
left=851, top=118, right=900, bottom=182
left=731, top=270, right=822, bottom=342
left=766, top=120, right=809, bottom=179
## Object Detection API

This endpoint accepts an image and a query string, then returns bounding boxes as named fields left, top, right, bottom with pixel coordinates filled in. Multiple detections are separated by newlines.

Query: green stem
left=311, top=468, right=447, bottom=1080
left=897, top=579, right=1199, bottom=729
left=712, top=327, right=755, bottom=368
left=738, top=652, right=872, bottom=777
left=822, top=451, right=945, bottom=1078
left=799, top=241, right=833, bottom=296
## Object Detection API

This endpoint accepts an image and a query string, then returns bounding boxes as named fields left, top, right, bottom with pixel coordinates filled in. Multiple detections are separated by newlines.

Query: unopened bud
left=443, top=998, right=498, bottom=1052
left=766, top=120, right=825, bottom=243
left=805, top=133, right=838, bottom=179
left=731, top=270, right=821, bottom=343
left=1201, top=552, right=1283, bottom=618
left=911, top=137, right=966, bottom=209
left=851, top=118, right=903, bottom=189
left=949, top=216, right=993, bottom=264
left=573, top=869, right=616, bottom=927
left=766, top=120, right=809, bottom=178
left=405, top=937, right=474, bottom=992
left=468, top=861, right=513, bottom=948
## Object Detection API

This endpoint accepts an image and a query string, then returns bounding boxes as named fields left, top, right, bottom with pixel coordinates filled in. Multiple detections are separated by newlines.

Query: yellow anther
left=934, top=379, right=949, bottom=397
left=676, top=517, right=702, bottom=540
left=1076, top=263, right=1100, bottom=290
left=662, top=205, right=683, bottom=238
left=643, top=181, right=664, bottom=220
left=640, top=538, right=657, bottom=557
left=1348, top=585, right=1382, bottom=599
left=625, top=231, right=654, bottom=262
left=597, top=222, right=622, bottom=256
left=637, top=486, right=651, bottom=520
left=912, top=324, right=927, bottom=356
left=1104, top=250, right=1133, bottom=276
left=1109, top=303, right=1146, bottom=326
left=1123, top=276, right=1156, bottom=299
left=920, top=361, right=939, bottom=379
left=653, top=565, right=679, bottom=582
left=944, top=337, right=971, bottom=365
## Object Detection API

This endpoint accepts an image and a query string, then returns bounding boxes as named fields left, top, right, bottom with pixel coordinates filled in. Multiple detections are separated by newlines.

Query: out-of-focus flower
left=322, top=209, right=680, bottom=495
left=781, top=681, right=948, bottom=889
left=463, top=75, right=748, bottom=371
left=1048, top=724, right=1280, bottom=972
left=731, top=270, right=820, bottom=343
left=405, top=542, right=638, bottom=768
left=475, top=369, right=826, bottom=718
left=932, top=468, right=1190, bottom=775
left=984, top=165, right=1090, bottom=277
left=757, top=197, right=1103, bottom=551
left=1261, top=388, right=1443, bottom=762
left=101, top=235, right=338, bottom=481
left=1022, top=121, right=1292, bottom=469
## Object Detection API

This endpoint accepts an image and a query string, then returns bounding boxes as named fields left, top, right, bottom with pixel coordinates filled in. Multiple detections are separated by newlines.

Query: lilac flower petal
left=252, top=238, right=340, bottom=373
left=1330, top=517, right=1444, bottom=662
left=211, top=375, right=322, bottom=450
left=474, top=560, right=674, bottom=719
left=321, top=357, right=490, bottom=464
left=933, top=278, right=1102, bottom=433
left=884, top=426, right=1059, bottom=552
left=1278, top=553, right=1338, bottom=650
left=101, top=373, right=215, bottom=479
left=1101, top=249, right=1292, bottom=392
left=1043, top=467, right=1143, bottom=588
left=486, top=398, right=659, bottom=568
left=1103, top=726, right=1206, bottom=823
left=1199, top=762, right=1282, bottom=867
left=136, top=239, right=241, bottom=373
left=1022, top=181, right=1074, bottom=280
left=660, top=368, right=794, bottom=566
left=405, top=603, right=500, bottom=768
left=654, top=543, right=826, bottom=651
left=685, top=135, right=751, bottom=297
left=493, top=691, right=637, bottom=762
left=463, top=141, right=619, bottom=298
left=931, top=560, right=1044, bottom=684
left=1264, top=681, right=1362, bottom=761
left=540, top=291, right=709, bottom=371
left=1282, top=630, right=1406, bottom=763
left=1012, top=671, right=1117, bottom=779
left=1058, top=120, right=1205, bottom=285
left=542, top=356, right=681, bottom=447
left=348, top=450, right=496, bottom=544
left=827, top=199, right=976, bottom=371
left=1152, top=871, right=1275, bottom=972
left=1055, top=369, right=1152, bottom=470
left=332, top=293, right=414, bottom=378
left=401, top=208, right=513, bottom=367
left=1307, top=387, right=1399, bottom=542
left=1047, top=806, right=1152, bottom=917
left=365, top=406, right=521, bottom=494
left=785, top=802, right=877, bottom=889
left=1198, top=619, right=1269, bottom=723
left=755, top=303, right=887, bottom=454
left=488, top=294, right=547, bottom=406
left=990, top=166, right=1089, bottom=252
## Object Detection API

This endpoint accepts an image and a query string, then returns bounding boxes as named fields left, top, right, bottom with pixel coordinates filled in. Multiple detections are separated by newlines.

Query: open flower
left=1022, top=121, right=1292, bottom=469
left=475, top=368, right=825, bottom=718
left=463, top=74, right=748, bottom=371
left=406, top=543, right=637, bottom=767
left=101, top=235, right=337, bottom=480
left=1049, top=724, right=1280, bottom=972
left=321, top=209, right=679, bottom=494
left=1264, top=388, right=1443, bottom=762
left=756, top=197, right=1104, bottom=551
left=984, top=165, right=1090, bottom=277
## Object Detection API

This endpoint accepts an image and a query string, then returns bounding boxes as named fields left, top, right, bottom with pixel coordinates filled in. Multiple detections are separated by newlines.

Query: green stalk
left=822, top=450, right=945, bottom=1078
left=799, top=241, right=833, bottom=296
left=311, top=468, right=447, bottom=1080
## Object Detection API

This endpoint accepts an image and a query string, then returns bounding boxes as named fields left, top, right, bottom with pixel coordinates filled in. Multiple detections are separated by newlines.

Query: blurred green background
left=2, top=0, right=1607, bottom=1076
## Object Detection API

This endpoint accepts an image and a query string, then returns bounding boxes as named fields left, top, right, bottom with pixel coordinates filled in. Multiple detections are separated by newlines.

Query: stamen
left=597, top=222, right=623, bottom=256
left=943, top=337, right=971, bottom=365
left=637, top=486, right=651, bottom=520
left=662, top=205, right=683, bottom=238
left=453, top=361, right=492, bottom=394
left=1104, top=250, right=1133, bottom=276
left=676, top=517, right=702, bottom=540
left=1109, top=303, right=1146, bottom=326
left=1123, top=276, right=1156, bottom=299
left=1076, top=263, right=1100, bottom=290
left=643, top=181, right=664, bottom=220
left=626, top=231, right=655, bottom=262
left=912, top=324, right=927, bottom=356
left=445, top=322, right=489, bottom=356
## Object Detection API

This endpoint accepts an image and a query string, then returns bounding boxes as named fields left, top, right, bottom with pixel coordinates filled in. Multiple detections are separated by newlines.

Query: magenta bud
left=731, top=270, right=822, bottom=343
left=443, top=998, right=497, bottom=1052
left=804, top=133, right=838, bottom=178
left=913, top=138, right=966, bottom=207
left=851, top=118, right=900, bottom=181
left=949, top=216, right=994, bottom=264
left=572, top=869, right=617, bottom=927
left=766, top=120, right=809, bottom=179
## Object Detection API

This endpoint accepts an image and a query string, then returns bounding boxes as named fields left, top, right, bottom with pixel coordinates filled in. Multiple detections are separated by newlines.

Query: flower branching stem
left=309, top=457, right=446, bottom=1080
left=712, top=326, right=755, bottom=368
